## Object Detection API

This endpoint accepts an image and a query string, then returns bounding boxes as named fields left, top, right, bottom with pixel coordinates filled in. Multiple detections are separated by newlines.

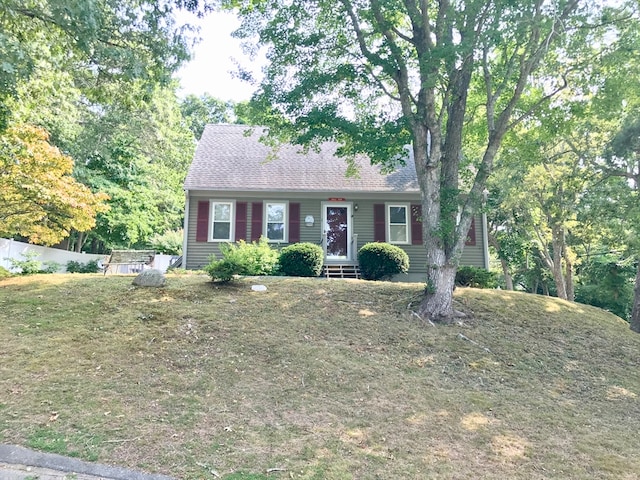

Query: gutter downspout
left=182, top=189, right=190, bottom=269
left=482, top=211, right=490, bottom=270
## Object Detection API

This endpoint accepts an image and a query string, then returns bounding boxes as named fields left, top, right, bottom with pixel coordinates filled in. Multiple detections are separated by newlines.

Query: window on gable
left=265, top=202, right=287, bottom=242
left=211, top=201, right=234, bottom=241
left=387, top=204, right=409, bottom=244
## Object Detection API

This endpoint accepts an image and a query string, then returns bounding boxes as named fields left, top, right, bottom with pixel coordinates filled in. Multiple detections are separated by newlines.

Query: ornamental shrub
left=66, top=260, right=100, bottom=273
left=148, top=229, right=183, bottom=255
left=358, top=242, right=409, bottom=281
left=205, top=237, right=279, bottom=282
left=455, top=266, right=498, bottom=288
left=279, top=243, right=324, bottom=277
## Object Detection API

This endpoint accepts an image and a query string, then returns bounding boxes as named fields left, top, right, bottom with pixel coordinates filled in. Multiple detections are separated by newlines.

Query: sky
left=175, top=11, right=262, bottom=102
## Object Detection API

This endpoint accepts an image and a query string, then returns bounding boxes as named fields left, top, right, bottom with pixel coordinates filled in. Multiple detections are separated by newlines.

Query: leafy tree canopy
left=0, top=0, right=199, bottom=131
left=0, top=125, right=109, bottom=245
left=223, top=0, right=622, bottom=320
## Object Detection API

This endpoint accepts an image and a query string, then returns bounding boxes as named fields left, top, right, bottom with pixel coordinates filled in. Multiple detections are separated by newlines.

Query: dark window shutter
left=373, top=203, right=386, bottom=242
left=465, top=217, right=477, bottom=246
left=196, top=201, right=210, bottom=242
left=235, top=202, right=248, bottom=241
left=411, top=204, right=423, bottom=245
left=251, top=202, right=263, bottom=242
left=289, top=202, right=300, bottom=243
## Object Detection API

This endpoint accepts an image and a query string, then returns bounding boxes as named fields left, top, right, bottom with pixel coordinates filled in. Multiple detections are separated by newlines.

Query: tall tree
left=227, top=0, right=618, bottom=320
left=603, top=118, right=640, bottom=332
left=70, top=85, right=195, bottom=251
left=0, top=125, right=109, bottom=245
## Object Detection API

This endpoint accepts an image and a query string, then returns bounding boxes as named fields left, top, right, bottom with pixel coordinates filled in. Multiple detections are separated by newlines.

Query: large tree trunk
left=418, top=258, right=457, bottom=321
left=551, top=227, right=568, bottom=300
left=630, top=260, right=640, bottom=333
left=564, top=249, right=575, bottom=302
left=501, top=258, right=514, bottom=291
left=488, top=233, right=514, bottom=290
left=74, top=231, right=85, bottom=253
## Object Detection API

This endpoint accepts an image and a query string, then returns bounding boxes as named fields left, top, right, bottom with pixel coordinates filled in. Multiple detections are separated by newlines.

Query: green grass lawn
left=1, top=274, right=639, bottom=479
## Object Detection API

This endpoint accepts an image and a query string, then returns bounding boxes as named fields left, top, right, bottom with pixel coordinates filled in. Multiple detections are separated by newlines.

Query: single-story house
left=182, top=124, right=489, bottom=281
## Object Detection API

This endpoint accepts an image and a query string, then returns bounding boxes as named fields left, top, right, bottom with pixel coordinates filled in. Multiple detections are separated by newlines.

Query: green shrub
left=455, top=266, right=497, bottom=288
left=358, top=242, right=409, bottom=281
left=66, top=260, right=100, bottom=273
left=205, top=237, right=279, bottom=282
left=148, top=229, right=183, bottom=255
left=279, top=243, right=324, bottom=277
left=5, top=251, right=59, bottom=274
left=41, top=261, right=60, bottom=273
left=0, top=266, right=11, bottom=279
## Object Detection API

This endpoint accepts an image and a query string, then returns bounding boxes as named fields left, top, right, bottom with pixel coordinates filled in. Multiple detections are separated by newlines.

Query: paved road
left=0, top=445, right=176, bottom=480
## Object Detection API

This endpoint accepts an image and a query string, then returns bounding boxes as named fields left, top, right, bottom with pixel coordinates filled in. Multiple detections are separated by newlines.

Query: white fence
left=0, top=238, right=175, bottom=273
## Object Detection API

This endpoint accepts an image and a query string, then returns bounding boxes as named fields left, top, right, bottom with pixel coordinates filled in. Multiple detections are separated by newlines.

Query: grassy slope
left=0, top=274, right=639, bottom=480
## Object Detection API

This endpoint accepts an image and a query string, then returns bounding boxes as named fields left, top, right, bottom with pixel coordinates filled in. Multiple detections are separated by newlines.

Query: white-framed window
left=387, top=204, right=410, bottom=244
left=210, top=200, right=234, bottom=241
left=265, top=201, right=287, bottom=242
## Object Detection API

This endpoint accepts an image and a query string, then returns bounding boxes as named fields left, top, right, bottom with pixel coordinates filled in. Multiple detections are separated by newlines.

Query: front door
left=323, top=203, right=352, bottom=261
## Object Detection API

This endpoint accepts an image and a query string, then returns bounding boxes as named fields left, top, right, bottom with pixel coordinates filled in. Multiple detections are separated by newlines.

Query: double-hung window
left=210, top=201, right=234, bottom=241
left=387, top=204, right=409, bottom=244
left=265, top=202, right=287, bottom=242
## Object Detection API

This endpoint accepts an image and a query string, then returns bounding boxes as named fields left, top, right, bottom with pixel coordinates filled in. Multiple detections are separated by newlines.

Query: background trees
left=0, top=0, right=204, bottom=251
left=0, top=0, right=193, bottom=132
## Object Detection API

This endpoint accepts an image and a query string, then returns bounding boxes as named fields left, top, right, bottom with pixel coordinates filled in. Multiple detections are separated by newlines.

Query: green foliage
left=6, top=251, right=58, bottom=274
left=575, top=258, right=634, bottom=320
left=278, top=243, right=324, bottom=277
left=205, top=238, right=279, bottom=283
left=148, top=229, right=183, bottom=255
left=358, top=243, right=409, bottom=281
left=66, top=260, right=100, bottom=274
left=70, top=85, right=194, bottom=251
left=3, top=0, right=195, bottom=252
left=0, top=266, right=12, bottom=279
left=455, top=266, right=498, bottom=289
left=180, top=94, right=235, bottom=140
left=41, top=261, right=60, bottom=274
left=0, top=0, right=192, bottom=132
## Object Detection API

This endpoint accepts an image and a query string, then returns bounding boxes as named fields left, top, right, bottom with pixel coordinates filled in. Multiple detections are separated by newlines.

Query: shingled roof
left=184, top=124, right=420, bottom=194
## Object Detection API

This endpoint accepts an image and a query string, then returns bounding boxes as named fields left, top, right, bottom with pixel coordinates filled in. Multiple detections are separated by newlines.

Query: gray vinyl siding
left=185, top=194, right=487, bottom=274
left=185, top=195, right=325, bottom=270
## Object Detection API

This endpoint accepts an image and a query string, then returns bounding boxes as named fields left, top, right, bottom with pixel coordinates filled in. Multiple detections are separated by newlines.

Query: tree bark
left=500, top=258, right=514, bottom=291
left=418, top=261, right=457, bottom=321
left=74, top=231, right=85, bottom=253
left=564, top=249, right=575, bottom=302
left=488, top=232, right=514, bottom=290
left=630, top=260, right=640, bottom=333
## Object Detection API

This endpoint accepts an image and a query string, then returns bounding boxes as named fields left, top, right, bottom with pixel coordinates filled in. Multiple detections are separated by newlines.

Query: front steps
left=323, top=264, right=361, bottom=279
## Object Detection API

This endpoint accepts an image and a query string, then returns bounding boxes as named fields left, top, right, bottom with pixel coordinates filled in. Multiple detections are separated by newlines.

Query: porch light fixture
left=354, top=203, right=359, bottom=211
left=305, top=215, right=315, bottom=227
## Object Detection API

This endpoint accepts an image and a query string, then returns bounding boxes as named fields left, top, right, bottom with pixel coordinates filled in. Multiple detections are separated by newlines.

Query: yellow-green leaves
left=0, top=125, right=109, bottom=245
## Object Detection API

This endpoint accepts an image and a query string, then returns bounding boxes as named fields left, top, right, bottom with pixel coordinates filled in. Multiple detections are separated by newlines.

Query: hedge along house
left=183, top=124, right=489, bottom=281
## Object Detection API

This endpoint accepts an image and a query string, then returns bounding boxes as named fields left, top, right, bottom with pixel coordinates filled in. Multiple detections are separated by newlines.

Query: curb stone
left=0, top=445, right=176, bottom=480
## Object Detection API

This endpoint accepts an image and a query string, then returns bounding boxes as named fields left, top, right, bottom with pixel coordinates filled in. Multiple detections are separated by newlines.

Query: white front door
left=323, top=203, right=352, bottom=261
